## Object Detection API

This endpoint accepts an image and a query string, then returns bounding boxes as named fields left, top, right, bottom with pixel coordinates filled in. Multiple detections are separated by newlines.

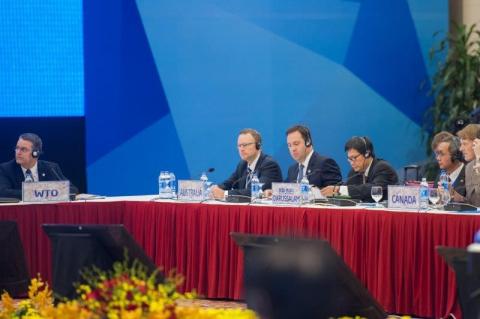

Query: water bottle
left=200, top=172, right=209, bottom=200
left=169, top=172, right=176, bottom=199
left=250, top=173, right=261, bottom=203
left=158, top=171, right=170, bottom=199
left=439, top=170, right=451, bottom=205
left=300, top=176, right=310, bottom=204
left=419, top=177, right=429, bottom=210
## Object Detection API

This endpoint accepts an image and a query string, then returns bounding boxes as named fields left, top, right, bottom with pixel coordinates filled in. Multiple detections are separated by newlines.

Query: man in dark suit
left=0, top=133, right=78, bottom=199
left=211, top=128, right=282, bottom=200
left=285, top=125, right=341, bottom=188
left=321, top=136, right=398, bottom=202
left=431, top=131, right=465, bottom=197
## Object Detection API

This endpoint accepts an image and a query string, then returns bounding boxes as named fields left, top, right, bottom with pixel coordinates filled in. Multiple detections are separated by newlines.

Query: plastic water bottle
left=169, top=172, right=176, bottom=199
left=158, top=171, right=170, bottom=199
left=467, top=230, right=480, bottom=275
left=200, top=172, right=209, bottom=200
left=250, top=173, right=261, bottom=203
left=439, top=170, right=449, bottom=190
left=439, top=170, right=451, bottom=205
left=300, top=176, right=310, bottom=204
left=419, top=177, right=429, bottom=210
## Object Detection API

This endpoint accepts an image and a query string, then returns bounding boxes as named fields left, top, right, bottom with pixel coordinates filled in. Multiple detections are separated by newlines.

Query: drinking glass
left=429, top=188, right=440, bottom=208
left=371, top=186, right=383, bottom=207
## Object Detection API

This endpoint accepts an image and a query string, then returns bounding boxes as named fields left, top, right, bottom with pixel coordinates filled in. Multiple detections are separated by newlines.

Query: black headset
left=360, top=136, right=371, bottom=158
left=450, top=136, right=463, bottom=162
left=32, top=149, right=41, bottom=158
left=297, top=125, right=313, bottom=147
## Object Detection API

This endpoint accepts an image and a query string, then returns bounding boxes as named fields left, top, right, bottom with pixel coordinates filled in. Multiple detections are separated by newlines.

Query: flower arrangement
left=0, top=259, right=257, bottom=319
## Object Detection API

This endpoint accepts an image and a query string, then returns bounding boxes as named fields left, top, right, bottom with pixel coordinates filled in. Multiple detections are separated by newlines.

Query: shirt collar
left=448, top=162, right=464, bottom=184
left=248, top=152, right=262, bottom=172
left=21, top=162, right=39, bottom=181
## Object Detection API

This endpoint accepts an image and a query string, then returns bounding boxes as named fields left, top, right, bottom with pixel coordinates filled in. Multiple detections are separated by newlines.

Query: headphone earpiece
left=450, top=137, right=463, bottom=162
left=361, top=137, right=371, bottom=158
left=255, top=142, right=261, bottom=150
left=32, top=150, right=40, bottom=158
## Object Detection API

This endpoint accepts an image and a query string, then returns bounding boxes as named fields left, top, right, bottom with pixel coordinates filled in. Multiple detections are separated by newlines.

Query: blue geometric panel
left=344, top=0, right=433, bottom=125
left=84, top=0, right=171, bottom=165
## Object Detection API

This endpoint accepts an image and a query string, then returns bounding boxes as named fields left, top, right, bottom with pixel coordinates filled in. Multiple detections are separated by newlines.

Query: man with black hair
left=320, top=136, right=398, bottom=202
left=285, top=125, right=341, bottom=188
left=0, top=133, right=78, bottom=199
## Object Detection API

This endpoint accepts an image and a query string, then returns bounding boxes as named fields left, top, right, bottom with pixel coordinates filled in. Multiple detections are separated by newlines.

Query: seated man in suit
left=320, top=136, right=398, bottom=202
left=285, top=125, right=341, bottom=188
left=454, top=124, right=480, bottom=205
left=211, top=128, right=283, bottom=200
left=0, top=133, right=78, bottom=199
left=431, top=131, right=465, bottom=197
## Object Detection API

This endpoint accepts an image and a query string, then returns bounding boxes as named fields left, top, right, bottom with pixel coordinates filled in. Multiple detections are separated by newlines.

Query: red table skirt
left=0, top=200, right=478, bottom=318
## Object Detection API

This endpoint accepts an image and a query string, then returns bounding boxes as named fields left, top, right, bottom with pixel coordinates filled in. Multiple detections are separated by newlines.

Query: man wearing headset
left=320, top=136, right=398, bottom=201
left=211, top=128, right=283, bottom=200
left=0, top=133, right=78, bottom=199
left=431, top=131, right=465, bottom=197
left=285, top=125, right=342, bottom=188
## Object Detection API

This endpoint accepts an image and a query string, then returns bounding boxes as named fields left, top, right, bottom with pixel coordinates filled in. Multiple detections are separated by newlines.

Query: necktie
left=297, top=164, right=304, bottom=183
left=245, top=168, right=253, bottom=188
left=25, top=169, right=34, bottom=183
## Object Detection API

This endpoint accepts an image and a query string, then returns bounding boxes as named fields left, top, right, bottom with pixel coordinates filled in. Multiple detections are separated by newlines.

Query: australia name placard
left=388, top=185, right=420, bottom=209
left=178, top=180, right=204, bottom=201
left=272, top=182, right=302, bottom=205
left=22, top=181, right=70, bottom=202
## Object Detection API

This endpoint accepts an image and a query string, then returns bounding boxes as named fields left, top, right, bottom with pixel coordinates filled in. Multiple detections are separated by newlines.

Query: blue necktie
left=297, top=164, right=304, bottom=183
left=245, top=168, right=253, bottom=188
left=25, top=169, right=34, bottom=183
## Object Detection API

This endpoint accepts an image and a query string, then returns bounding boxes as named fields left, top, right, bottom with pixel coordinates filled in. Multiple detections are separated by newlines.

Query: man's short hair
left=286, top=125, right=313, bottom=146
left=239, top=128, right=262, bottom=149
left=457, top=124, right=480, bottom=140
left=344, top=136, right=375, bottom=158
left=19, top=133, right=43, bottom=153
left=431, top=131, right=459, bottom=154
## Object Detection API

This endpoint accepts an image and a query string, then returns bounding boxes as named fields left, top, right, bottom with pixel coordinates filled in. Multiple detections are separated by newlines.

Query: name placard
left=388, top=185, right=420, bottom=209
left=178, top=180, right=204, bottom=201
left=271, top=182, right=302, bottom=205
left=22, top=181, right=70, bottom=202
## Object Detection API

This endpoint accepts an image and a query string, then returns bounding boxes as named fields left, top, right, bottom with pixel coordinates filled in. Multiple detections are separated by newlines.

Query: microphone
left=49, top=165, right=65, bottom=181
left=198, top=167, right=215, bottom=178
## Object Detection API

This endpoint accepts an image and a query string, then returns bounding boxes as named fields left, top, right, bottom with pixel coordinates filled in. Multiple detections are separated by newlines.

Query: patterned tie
left=25, top=169, right=34, bottom=183
left=245, top=167, right=253, bottom=188
left=297, top=164, right=304, bottom=183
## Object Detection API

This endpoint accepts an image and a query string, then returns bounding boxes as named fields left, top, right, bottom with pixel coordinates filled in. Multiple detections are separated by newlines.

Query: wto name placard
left=388, top=185, right=420, bottom=209
left=22, top=181, right=70, bottom=202
left=271, top=182, right=302, bottom=205
left=178, top=180, right=204, bottom=201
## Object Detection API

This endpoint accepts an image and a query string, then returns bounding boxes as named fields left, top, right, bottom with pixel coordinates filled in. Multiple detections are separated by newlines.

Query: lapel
left=365, top=158, right=377, bottom=183
left=37, top=161, right=48, bottom=181
left=452, top=164, right=466, bottom=187
left=306, top=151, right=317, bottom=177
left=14, top=162, right=25, bottom=186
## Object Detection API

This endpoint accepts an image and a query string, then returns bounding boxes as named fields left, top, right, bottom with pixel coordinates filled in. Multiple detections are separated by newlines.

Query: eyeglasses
left=14, top=146, right=31, bottom=153
left=434, top=151, right=447, bottom=158
left=237, top=142, right=256, bottom=148
left=347, top=153, right=363, bottom=162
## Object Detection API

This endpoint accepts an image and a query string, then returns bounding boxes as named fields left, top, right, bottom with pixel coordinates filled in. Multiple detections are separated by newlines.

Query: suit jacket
left=0, top=159, right=79, bottom=199
left=286, top=151, right=342, bottom=188
left=465, top=160, right=480, bottom=207
left=346, top=158, right=398, bottom=202
left=218, top=152, right=283, bottom=198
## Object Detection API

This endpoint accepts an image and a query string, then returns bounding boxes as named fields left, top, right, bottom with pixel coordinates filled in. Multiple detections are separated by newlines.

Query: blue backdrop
left=0, top=0, right=448, bottom=195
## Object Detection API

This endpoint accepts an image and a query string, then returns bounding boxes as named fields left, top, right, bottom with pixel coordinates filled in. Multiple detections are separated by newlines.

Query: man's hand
left=211, top=185, right=226, bottom=200
left=321, top=185, right=336, bottom=197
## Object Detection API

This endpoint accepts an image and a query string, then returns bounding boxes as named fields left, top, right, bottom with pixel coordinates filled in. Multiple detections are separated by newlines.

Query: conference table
left=0, top=196, right=478, bottom=318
